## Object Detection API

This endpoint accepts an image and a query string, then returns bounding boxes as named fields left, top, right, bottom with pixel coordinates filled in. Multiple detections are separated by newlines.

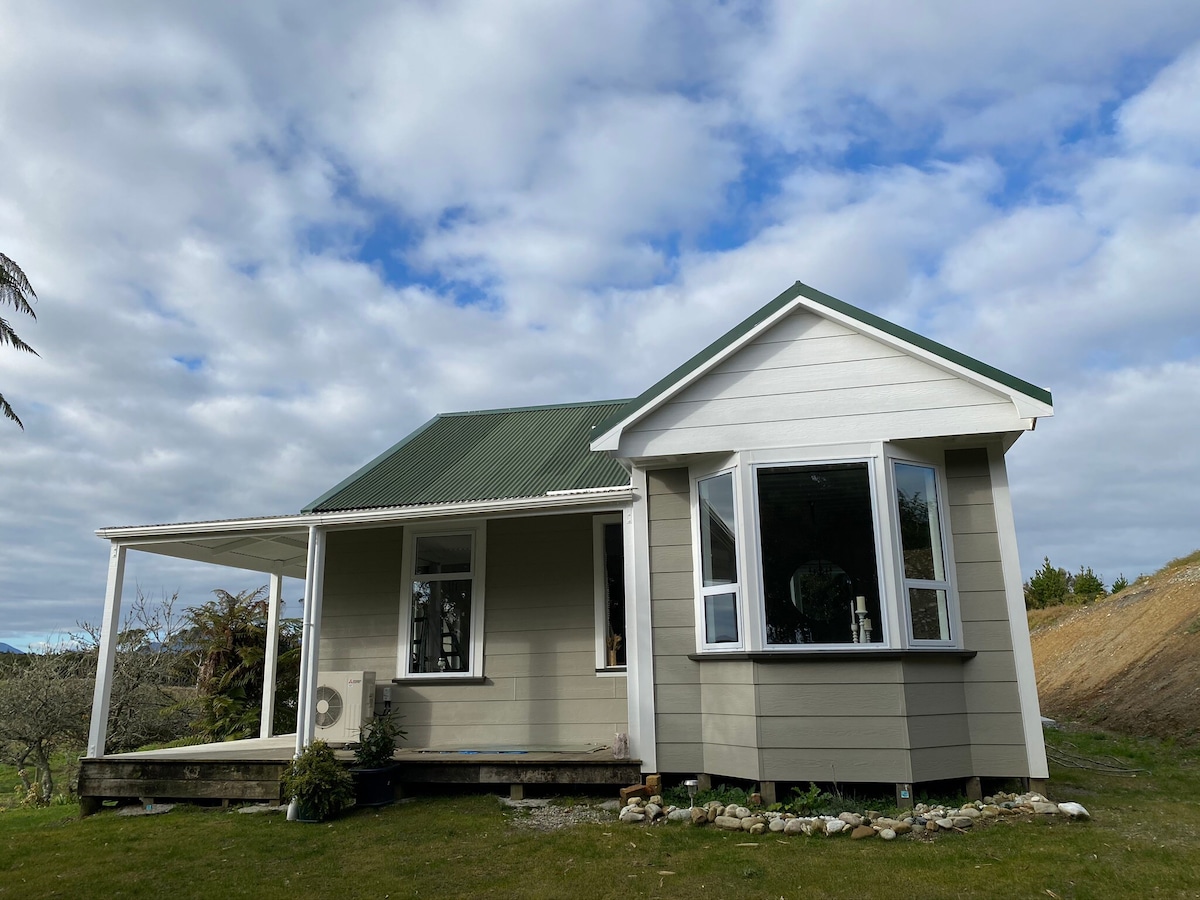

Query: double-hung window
left=402, top=529, right=484, bottom=676
left=894, top=462, right=953, bottom=642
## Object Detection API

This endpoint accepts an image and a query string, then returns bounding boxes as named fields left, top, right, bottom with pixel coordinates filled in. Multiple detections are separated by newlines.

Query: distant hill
left=1031, top=550, right=1200, bottom=744
left=0, top=642, right=25, bottom=654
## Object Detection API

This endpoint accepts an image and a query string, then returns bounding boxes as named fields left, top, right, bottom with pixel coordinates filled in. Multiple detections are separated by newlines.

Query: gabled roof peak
left=590, top=280, right=1052, bottom=450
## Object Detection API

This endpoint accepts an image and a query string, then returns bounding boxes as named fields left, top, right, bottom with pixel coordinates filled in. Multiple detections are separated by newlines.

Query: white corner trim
left=625, top=467, right=657, bottom=772
left=987, top=445, right=1049, bottom=779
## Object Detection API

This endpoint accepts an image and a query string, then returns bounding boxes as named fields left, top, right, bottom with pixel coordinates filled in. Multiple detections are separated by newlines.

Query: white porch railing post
left=260, top=567, right=283, bottom=739
left=86, top=543, right=126, bottom=758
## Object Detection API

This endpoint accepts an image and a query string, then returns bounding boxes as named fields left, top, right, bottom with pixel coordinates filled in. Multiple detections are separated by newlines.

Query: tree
left=0, top=252, right=38, bottom=429
left=182, top=587, right=302, bottom=741
left=1073, top=566, right=1107, bottom=603
left=1111, top=574, right=1130, bottom=594
left=0, top=645, right=91, bottom=804
left=75, top=590, right=196, bottom=754
left=1024, top=556, right=1070, bottom=609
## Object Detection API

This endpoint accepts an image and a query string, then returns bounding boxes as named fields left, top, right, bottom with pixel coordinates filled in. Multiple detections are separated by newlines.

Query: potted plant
left=281, top=739, right=354, bottom=822
left=349, top=713, right=406, bottom=807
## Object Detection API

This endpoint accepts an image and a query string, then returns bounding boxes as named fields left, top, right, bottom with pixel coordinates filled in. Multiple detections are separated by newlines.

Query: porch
left=78, top=736, right=643, bottom=812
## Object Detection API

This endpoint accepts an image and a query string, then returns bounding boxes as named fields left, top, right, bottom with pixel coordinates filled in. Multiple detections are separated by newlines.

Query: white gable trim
left=591, top=291, right=1053, bottom=455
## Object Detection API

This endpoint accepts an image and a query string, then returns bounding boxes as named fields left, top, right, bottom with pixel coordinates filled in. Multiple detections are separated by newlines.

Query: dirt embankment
left=1030, top=553, right=1200, bottom=743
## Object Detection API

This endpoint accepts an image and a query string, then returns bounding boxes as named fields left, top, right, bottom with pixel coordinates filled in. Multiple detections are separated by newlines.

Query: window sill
left=392, top=676, right=491, bottom=685
left=687, top=649, right=976, bottom=662
left=595, top=667, right=627, bottom=676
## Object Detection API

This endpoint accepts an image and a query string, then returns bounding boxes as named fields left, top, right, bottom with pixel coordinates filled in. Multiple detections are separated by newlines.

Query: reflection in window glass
left=757, top=463, right=881, bottom=644
left=894, top=463, right=951, bottom=642
left=704, top=593, right=739, bottom=644
left=602, top=521, right=626, bottom=667
left=895, top=464, right=945, bottom=582
left=698, top=472, right=739, bottom=645
left=410, top=534, right=473, bottom=673
left=699, top=474, right=737, bottom=586
left=909, top=588, right=949, bottom=641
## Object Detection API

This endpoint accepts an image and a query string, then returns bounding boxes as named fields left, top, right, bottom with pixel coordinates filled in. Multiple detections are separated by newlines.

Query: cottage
left=83, top=281, right=1052, bottom=806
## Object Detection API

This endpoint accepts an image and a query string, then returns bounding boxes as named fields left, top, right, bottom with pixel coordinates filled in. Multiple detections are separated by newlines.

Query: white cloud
left=2, top=2, right=1200, bottom=647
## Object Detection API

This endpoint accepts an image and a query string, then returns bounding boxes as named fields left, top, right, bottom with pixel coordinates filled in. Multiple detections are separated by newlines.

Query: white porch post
left=86, top=543, right=126, bottom=758
left=294, top=526, right=327, bottom=755
left=260, top=566, right=284, bottom=739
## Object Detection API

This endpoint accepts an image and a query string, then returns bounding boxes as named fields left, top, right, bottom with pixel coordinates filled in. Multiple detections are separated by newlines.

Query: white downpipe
left=300, top=526, right=327, bottom=751
left=260, top=568, right=283, bottom=739
left=85, top=544, right=127, bottom=758
left=294, top=530, right=319, bottom=757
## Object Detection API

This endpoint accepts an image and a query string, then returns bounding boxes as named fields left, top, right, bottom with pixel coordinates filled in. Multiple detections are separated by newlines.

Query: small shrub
left=1073, top=567, right=1106, bottom=602
left=351, top=714, right=406, bottom=769
left=280, top=740, right=354, bottom=822
left=1110, top=574, right=1129, bottom=594
left=785, top=781, right=835, bottom=815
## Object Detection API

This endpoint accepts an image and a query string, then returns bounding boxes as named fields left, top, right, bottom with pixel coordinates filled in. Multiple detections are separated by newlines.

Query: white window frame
left=886, top=448, right=961, bottom=647
left=593, top=513, right=627, bottom=675
left=687, top=442, right=962, bottom=654
left=690, top=462, right=745, bottom=652
left=396, top=521, right=487, bottom=679
left=748, top=454, right=891, bottom=650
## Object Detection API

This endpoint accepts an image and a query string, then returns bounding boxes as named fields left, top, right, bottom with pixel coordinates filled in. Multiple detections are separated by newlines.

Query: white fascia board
left=589, top=298, right=807, bottom=453
left=811, top=302, right=1055, bottom=420
left=94, top=487, right=636, bottom=544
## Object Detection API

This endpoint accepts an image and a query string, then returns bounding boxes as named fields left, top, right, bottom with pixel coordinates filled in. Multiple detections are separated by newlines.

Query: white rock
left=879, top=828, right=897, bottom=840
left=1058, top=802, right=1090, bottom=819
left=825, top=819, right=846, bottom=835
left=769, top=817, right=786, bottom=832
left=667, top=808, right=690, bottom=822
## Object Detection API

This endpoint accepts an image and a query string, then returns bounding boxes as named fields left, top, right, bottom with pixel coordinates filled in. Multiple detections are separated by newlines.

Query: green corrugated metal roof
left=590, top=281, right=1053, bottom=439
left=304, top=400, right=631, bottom=513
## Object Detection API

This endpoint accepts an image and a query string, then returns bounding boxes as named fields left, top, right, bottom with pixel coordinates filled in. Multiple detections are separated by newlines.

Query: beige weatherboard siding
left=318, top=514, right=627, bottom=749
left=618, top=311, right=1029, bottom=458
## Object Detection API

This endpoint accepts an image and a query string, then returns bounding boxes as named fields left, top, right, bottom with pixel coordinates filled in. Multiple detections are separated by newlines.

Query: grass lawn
left=2, top=726, right=1198, bottom=899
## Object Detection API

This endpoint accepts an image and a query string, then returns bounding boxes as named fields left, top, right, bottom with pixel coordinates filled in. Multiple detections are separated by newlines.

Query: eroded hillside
left=1031, top=552, right=1200, bottom=743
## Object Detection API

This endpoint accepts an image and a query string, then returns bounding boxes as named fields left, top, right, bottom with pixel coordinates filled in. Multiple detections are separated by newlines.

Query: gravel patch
left=506, top=802, right=616, bottom=831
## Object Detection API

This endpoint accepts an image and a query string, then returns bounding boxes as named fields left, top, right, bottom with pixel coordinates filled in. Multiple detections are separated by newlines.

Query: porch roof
left=94, top=485, right=634, bottom=576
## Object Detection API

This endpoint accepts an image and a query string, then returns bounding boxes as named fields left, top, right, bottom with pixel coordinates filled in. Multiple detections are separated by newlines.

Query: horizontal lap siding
left=649, top=468, right=705, bottom=772
left=322, top=516, right=627, bottom=750
left=945, top=448, right=1027, bottom=777
left=621, top=312, right=1024, bottom=457
left=756, top=661, right=910, bottom=782
left=319, top=527, right=405, bottom=678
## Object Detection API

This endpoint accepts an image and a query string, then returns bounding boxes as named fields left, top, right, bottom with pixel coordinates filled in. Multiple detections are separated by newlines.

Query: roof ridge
left=438, top=398, right=631, bottom=418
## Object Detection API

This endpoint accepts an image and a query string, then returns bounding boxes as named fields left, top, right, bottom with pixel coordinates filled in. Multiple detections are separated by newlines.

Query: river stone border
left=618, top=791, right=1090, bottom=838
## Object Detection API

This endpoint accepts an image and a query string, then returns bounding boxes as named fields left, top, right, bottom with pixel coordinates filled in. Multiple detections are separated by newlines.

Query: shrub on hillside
left=1025, top=557, right=1070, bottom=609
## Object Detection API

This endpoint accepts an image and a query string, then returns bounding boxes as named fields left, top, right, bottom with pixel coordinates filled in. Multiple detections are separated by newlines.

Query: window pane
left=603, top=521, right=626, bottom=667
left=909, top=588, right=950, bottom=641
left=703, top=592, right=739, bottom=644
left=895, top=464, right=945, bottom=581
left=699, top=473, right=737, bottom=586
left=757, top=463, right=881, bottom=644
left=410, top=578, right=472, bottom=672
left=414, top=534, right=472, bottom=575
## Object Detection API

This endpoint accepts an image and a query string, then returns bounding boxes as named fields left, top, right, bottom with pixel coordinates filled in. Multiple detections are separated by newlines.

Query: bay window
left=691, top=449, right=958, bottom=652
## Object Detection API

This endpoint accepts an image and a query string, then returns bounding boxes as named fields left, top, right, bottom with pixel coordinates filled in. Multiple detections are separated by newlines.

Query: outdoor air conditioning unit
left=314, top=670, right=376, bottom=744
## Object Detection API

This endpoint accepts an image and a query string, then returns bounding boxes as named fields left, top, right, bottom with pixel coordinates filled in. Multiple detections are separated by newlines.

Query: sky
left=2, top=1, right=1199, bottom=650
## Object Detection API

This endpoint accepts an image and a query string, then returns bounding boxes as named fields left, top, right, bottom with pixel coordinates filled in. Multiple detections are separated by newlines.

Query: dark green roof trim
left=591, top=280, right=1052, bottom=438
left=305, top=400, right=633, bottom=513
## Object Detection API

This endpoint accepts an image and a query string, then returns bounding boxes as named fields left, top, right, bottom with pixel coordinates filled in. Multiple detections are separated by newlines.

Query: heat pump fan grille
left=314, top=685, right=343, bottom=729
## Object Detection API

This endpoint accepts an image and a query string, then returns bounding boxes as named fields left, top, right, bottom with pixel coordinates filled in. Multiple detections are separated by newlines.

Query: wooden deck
left=78, top=736, right=643, bottom=811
